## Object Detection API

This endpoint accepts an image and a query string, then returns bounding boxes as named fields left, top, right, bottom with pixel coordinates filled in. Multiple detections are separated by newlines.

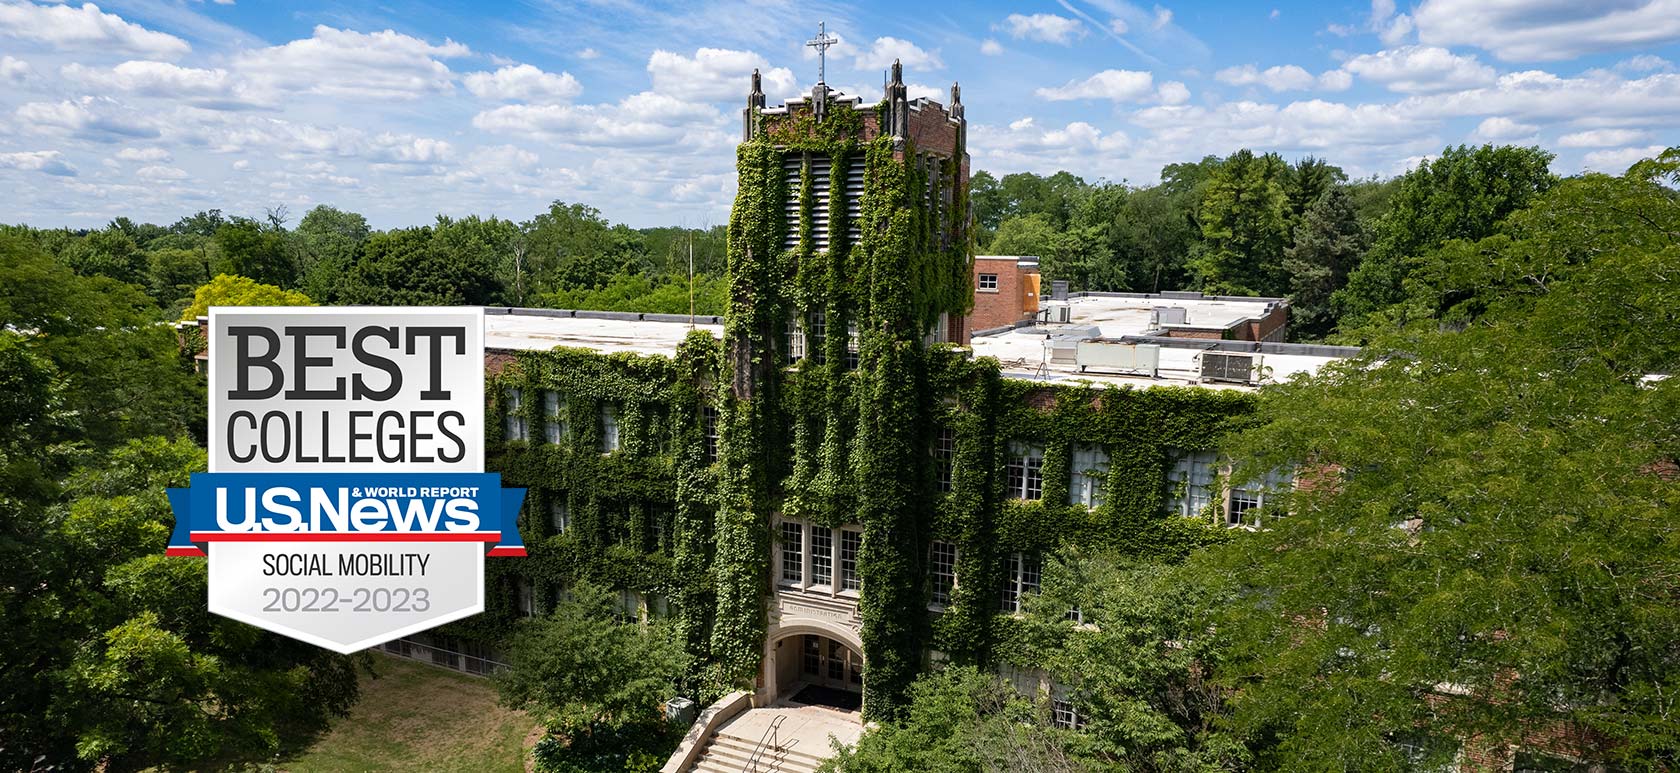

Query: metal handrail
left=741, top=713, right=786, bottom=773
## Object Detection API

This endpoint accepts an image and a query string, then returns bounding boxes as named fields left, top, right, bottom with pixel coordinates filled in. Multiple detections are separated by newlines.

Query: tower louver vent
left=1201, top=352, right=1258, bottom=384
left=782, top=154, right=832, bottom=251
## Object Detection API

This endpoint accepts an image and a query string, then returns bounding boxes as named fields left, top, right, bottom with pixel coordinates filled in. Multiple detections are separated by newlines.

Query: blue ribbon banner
left=166, top=472, right=526, bottom=557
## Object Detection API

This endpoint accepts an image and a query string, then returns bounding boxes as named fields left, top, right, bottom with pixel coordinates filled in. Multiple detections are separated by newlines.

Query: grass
left=276, top=653, right=537, bottom=773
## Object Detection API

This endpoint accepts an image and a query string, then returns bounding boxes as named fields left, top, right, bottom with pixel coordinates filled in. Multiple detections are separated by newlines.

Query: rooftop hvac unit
left=1152, top=306, right=1188, bottom=327
left=1076, top=341, right=1160, bottom=376
left=1049, top=340, right=1079, bottom=365
left=1050, top=280, right=1070, bottom=301
left=1200, top=352, right=1261, bottom=384
left=1039, top=305, right=1072, bottom=324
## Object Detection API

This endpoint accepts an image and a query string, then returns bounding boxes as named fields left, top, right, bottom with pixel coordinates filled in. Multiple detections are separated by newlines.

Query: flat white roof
left=482, top=294, right=1354, bottom=392
left=486, top=311, right=722, bottom=358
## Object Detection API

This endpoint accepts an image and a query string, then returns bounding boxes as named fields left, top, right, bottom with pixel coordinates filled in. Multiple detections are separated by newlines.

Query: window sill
left=976, top=288, right=999, bottom=294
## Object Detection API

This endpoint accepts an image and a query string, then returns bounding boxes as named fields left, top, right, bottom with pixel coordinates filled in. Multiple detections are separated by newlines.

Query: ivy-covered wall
left=474, top=94, right=1260, bottom=722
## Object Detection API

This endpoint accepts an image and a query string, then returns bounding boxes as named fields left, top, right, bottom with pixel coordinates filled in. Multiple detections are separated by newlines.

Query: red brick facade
left=969, top=257, right=1039, bottom=332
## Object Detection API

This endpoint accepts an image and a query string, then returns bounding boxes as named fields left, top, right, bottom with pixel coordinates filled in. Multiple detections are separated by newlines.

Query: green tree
left=989, top=213, right=1105, bottom=291
left=1207, top=172, right=1680, bottom=768
left=1396, top=150, right=1680, bottom=327
left=335, top=226, right=502, bottom=306
left=821, top=666, right=1081, bottom=773
left=1283, top=186, right=1367, bottom=341
left=1026, top=553, right=1249, bottom=771
left=63, top=226, right=147, bottom=286
left=1333, top=144, right=1556, bottom=332
left=0, top=236, right=201, bottom=448
left=543, top=270, right=728, bottom=315
left=179, top=273, right=313, bottom=320
left=1189, top=149, right=1291, bottom=296
left=213, top=218, right=295, bottom=288
left=522, top=202, right=647, bottom=294
left=1283, top=156, right=1346, bottom=220
left=7, top=438, right=360, bottom=769
left=294, top=205, right=371, bottom=301
left=497, top=583, right=688, bottom=772
left=147, top=247, right=213, bottom=312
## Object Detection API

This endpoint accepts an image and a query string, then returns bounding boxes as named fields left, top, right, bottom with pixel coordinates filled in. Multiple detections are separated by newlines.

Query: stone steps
left=687, top=726, right=828, bottom=773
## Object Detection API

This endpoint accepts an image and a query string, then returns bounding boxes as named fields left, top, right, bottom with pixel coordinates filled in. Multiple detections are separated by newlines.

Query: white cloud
left=0, top=150, right=77, bottom=176
left=473, top=91, right=723, bottom=147
left=1036, top=69, right=1155, bottom=101
left=1369, top=0, right=1414, bottom=45
left=233, top=26, right=470, bottom=100
left=0, top=2, right=190, bottom=59
left=577, top=48, right=600, bottom=60
left=851, top=36, right=942, bottom=71
left=62, top=61, right=267, bottom=109
left=1215, top=64, right=1317, bottom=91
left=2, top=55, right=33, bottom=84
left=1152, top=5, right=1174, bottom=30
left=135, top=164, right=188, bottom=180
left=980, top=38, right=1004, bottom=56
left=1001, top=13, right=1086, bottom=45
left=647, top=48, right=796, bottom=103
left=463, top=64, right=581, bottom=102
left=1581, top=144, right=1671, bottom=172
left=1157, top=80, right=1191, bottom=105
left=1557, top=128, right=1650, bottom=147
left=1412, top=0, right=1680, bottom=61
left=971, top=117, right=1131, bottom=174
left=1342, top=46, right=1496, bottom=93
left=1471, top=116, right=1537, bottom=140
left=1319, top=69, right=1354, bottom=91
left=368, top=133, right=452, bottom=163
left=1109, top=18, right=1130, bottom=35
left=115, top=146, right=170, bottom=162
left=1616, top=54, right=1674, bottom=73
left=16, top=97, right=159, bottom=142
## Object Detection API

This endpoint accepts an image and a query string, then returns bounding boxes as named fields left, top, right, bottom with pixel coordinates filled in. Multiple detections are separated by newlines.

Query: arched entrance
left=761, top=622, right=865, bottom=713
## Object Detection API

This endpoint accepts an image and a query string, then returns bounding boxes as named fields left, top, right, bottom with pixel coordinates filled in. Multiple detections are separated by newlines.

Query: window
left=785, top=314, right=805, bottom=363
left=840, top=530, right=862, bottom=590
left=1000, top=552, right=1041, bottom=613
left=504, top=389, right=527, bottom=441
left=1228, top=468, right=1294, bottom=527
left=1169, top=450, right=1218, bottom=517
left=614, top=589, right=640, bottom=623
left=702, top=406, right=719, bottom=463
left=1070, top=444, right=1109, bottom=509
left=1051, top=698, right=1086, bottom=730
left=600, top=406, right=619, bottom=453
left=517, top=578, right=534, bottom=617
left=809, top=310, right=827, bottom=363
left=780, top=521, right=803, bottom=584
left=550, top=499, right=570, bottom=533
left=1393, top=734, right=1460, bottom=773
left=934, top=427, right=956, bottom=493
left=846, top=320, right=859, bottom=370
left=651, top=511, right=666, bottom=551
left=803, top=635, right=821, bottom=674
left=978, top=273, right=999, bottom=291
left=549, top=580, right=571, bottom=609
left=544, top=391, right=566, bottom=443
left=1007, top=442, right=1044, bottom=501
left=929, top=541, right=957, bottom=606
left=1065, top=606, right=1084, bottom=624
left=810, top=527, right=833, bottom=587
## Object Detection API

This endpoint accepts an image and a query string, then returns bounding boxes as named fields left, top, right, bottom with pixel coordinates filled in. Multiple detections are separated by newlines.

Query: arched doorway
left=762, top=623, right=865, bottom=713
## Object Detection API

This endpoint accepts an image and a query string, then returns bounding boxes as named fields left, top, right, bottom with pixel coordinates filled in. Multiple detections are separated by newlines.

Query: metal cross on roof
left=807, top=21, right=837, bottom=84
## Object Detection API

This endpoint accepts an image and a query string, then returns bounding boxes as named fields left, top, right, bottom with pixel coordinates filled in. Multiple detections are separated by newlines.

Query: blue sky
left=1, top=0, right=1677, bottom=229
